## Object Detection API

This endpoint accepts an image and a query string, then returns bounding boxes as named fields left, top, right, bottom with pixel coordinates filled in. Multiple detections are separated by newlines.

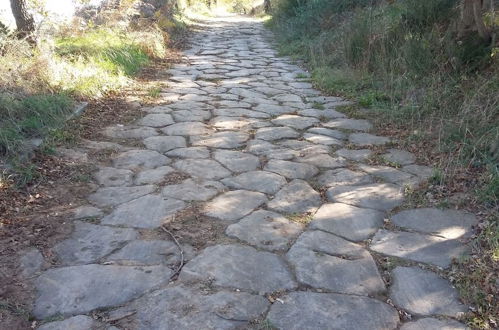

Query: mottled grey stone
left=172, top=109, right=212, bottom=122
left=255, top=126, right=300, bottom=141
left=370, top=230, right=467, bottom=268
left=33, top=264, right=171, bottom=318
left=191, top=131, right=249, bottom=149
left=180, top=244, right=296, bottom=294
left=382, top=149, right=416, bottom=165
left=214, top=107, right=270, bottom=118
left=266, top=291, right=399, bottom=330
left=253, top=104, right=289, bottom=116
left=298, top=108, right=347, bottom=119
left=264, top=159, right=318, bottom=179
left=134, top=166, right=175, bottom=185
left=311, top=203, right=384, bottom=241
left=162, top=178, right=224, bottom=201
left=226, top=210, right=303, bottom=251
left=38, top=315, right=98, bottom=330
left=204, top=190, right=267, bottom=221
left=19, top=248, right=44, bottom=277
left=106, top=240, right=194, bottom=266
left=317, top=168, right=373, bottom=187
left=161, top=122, right=213, bottom=136
left=273, top=93, right=303, bottom=103
left=93, top=167, right=133, bottom=187
left=173, top=159, right=231, bottom=180
left=108, top=286, right=269, bottom=330
left=390, top=267, right=467, bottom=317
left=112, top=150, right=170, bottom=170
left=166, top=147, right=210, bottom=159
left=143, top=136, right=187, bottom=153
left=88, top=185, right=156, bottom=207
left=400, top=318, right=467, bottom=330
left=102, top=194, right=186, bottom=229
left=326, top=183, right=404, bottom=211
left=358, top=164, right=415, bottom=184
left=336, top=148, right=372, bottom=161
left=271, top=115, right=319, bottom=130
left=137, top=113, right=174, bottom=127
left=323, top=118, right=373, bottom=131
left=267, top=179, right=321, bottom=214
left=349, top=133, right=391, bottom=146
left=71, top=205, right=103, bottom=220
left=210, top=116, right=253, bottom=130
left=307, top=127, right=346, bottom=139
left=213, top=150, right=260, bottom=172
left=303, top=133, right=343, bottom=146
left=287, top=231, right=385, bottom=295
left=277, top=139, right=330, bottom=155
left=246, top=139, right=297, bottom=160
left=221, top=171, right=286, bottom=194
left=391, top=208, right=477, bottom=239
left=103, top=126, right=158, bottom=139
left=294, top=153, right=346, bottom=168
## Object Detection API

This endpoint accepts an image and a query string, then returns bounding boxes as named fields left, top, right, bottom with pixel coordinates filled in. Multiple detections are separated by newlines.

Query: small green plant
left=312, top=102, right=325, bottom=110
left=147, top=86, right=162, bottom=98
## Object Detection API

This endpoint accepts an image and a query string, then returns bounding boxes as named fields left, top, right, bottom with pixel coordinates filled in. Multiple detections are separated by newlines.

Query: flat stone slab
left=255, top=127, right=300, bottom=141
left=53, top=222, right=137, bottom=265
left=161, top=122, right=213, bottom=136
left=246, top=139, right=298, bottom=160
left=106, top=240, right=194, bottom=266
left=323, top=118, right=373, bottom=131
left=134, top=166, right=175, bottom=185
left=38, top=315, right=101, bottom=330
left=71, top=205, right=103, bottom=220
left=400, top=318, right=467, bottom=330
left=213, top=150, right=260, bottom=172
left=221, top=171, right=286, bottom=194
left=33, top=264, right=171, bottom=318
left=166, top=146, right=210, bottom=159
left=103, top=126, right=158, bottom=139
left=226, top=210, right=303, bottom=251
left=162, top=178, right=224, bottom=201
left=137, top=113, right=174, bottom=127
left=381, top=149, right=416, bottom=165
left=349, top=133, right=391, bottom=146
left=143, top=136, right=187, bottom=153
left=271, top=114, right=319, bottom=130
left=390, top=267, right=467, bottom=317
left=370, top=230, right=467, bottom=268
left=392, top=208, right=477, bottom=239
left=308, top=127, right=346, bottom=139
left=317, top=168, right=373, bottom=187
left=191, top=131, right=249, bottom=149
left=310, top=203, right=384, bottom=241
left=277, top=139, right=330, bottom=155
left=102, top=194, right=186, bottom=228
left=88, top=185, right=156, bottom=207
left=267, top=179, right=321, bottom=214
left=172, top=109, right=212, bottom=122
left=180, top=244, right=296, bottom=294
left=204, top=190, right=267, bottom=221
left=264, top=159, right=318, bottom=179
left=108, top=285, right=269, bottom=329
left=112, top=150, right=170, bottom=170
left=326, top=183, right=404, bottom=211
left=294, top=154, right=346, bottom=168
left=358, top=164, right=415, bottom=185
left=336, top=148, right=372, bottom=161
left=287, top=230, right=385, bottom=295
left=93, top=167, right=133, bottom=187
left=266, top=291, right=399, bottom=330
left=173, top=159, right=231, bottom=180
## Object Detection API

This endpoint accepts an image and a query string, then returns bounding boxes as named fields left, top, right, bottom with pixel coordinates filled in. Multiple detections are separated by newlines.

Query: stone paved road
left=27, top=15, right=475, bottom=330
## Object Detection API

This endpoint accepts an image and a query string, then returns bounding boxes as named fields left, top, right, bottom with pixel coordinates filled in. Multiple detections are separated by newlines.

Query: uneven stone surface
left=173, top=159, right=231, bottom=180
left=221, top=171, right=286, bottom=194
left=137, top=113, right=174, bottom=127
left=323, top=118, right=373, bottom=131
left=38, top=315, right=100, bottom=330
left=71, top=205, right=103, bottom=219
left=266, top=291, right=399, bottom=330
left=88, top=185, right=156, bottom=207
left=93, top=167, right=133, bottom=186
left=264, top=159, right=318, bottom=179
left=317, top=168, right=373, bottom=187
left=267, top=179, right=321, bottom=214
left=162, top=178, right=224, bottom=201
left=382, top=149, right=416, bottom=165
left=349, top=133, right=391, bottom=146
left=389, top=267, right=467, bottom=317
left=112, top=150, right=170, bottom=170
left=191, top=131, right=249, bottom=148
left=327, top=183, right=404, bottom=211
left=213, top=150, right=260, bottom=172
left=180, top=244, right=297, bottom=294
left=134, top=165, right=175, bottom=185
left=204, top=190, right=267, bottom=221
left=143, top=135, right=186, bottom=153
left=400, top=318, right=467, bottom=330
left=255, top=126, right=300, bottom=141
left=336, top=148, right=372, bottom=161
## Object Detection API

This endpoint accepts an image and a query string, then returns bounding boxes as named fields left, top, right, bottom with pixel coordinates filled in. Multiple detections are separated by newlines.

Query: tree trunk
left=264, top=0, right=271, bottom=13
left=458, top=0, right=492, bottom=41
left=10, top=0, right=35, bottom=41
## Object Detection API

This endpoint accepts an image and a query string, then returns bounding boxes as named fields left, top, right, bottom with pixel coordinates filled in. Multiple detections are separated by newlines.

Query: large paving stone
left=191, top=131, right=249, bottom=149
left=173, top=159, right=231, bottom=180
left=134, top=166, right=175, bottom=185
left=93, top=167, right=133, bottom=187
left=214, top=107, right=270, bottom=118
left=310, top=203, right=384, bottom=241
left=381, top=149, right=416, bottom=165
left=277, top=139, right=330, bottom=155
left=161, top=122, right=213, bottom=136
left=162, top=178, right=225, bottom=201
left=323, top=118, right=373, bottom=131
left=255, top=127, right=300, bottom=141
left=294, top=153, right=346, bottom=168
left=221, top=171, right=286, bottom=194
left=303, top=132, right=343, bottom=146
left=88, top=185, right=156, bottom=207
left=246, top=139, right=298, bottom=160
left=71, top=205, right=103, bottom=219
left=166, top=146, right=210, bottom=159
left=53, top=222, right=137, bottom=264
left=137, top=113, right=174, bottom=127
left=349, top=133, right=391, bottom=146
left=264, top=159, right=318, bottom=179
left=204, top=190, right=267, bottom=221
left=266, top=291, right=399, bottom=330
left=389, top=267, right=467, bottom=317
left=112, top=150, right=170, bottom=170
left=106, top=240, right=195, bottom=266
left=38, top=315, right=101, bottom=330
left=33, top=264, right=171, bottom=318
left=143, top=136, right=187, bottom=153
left=213, top=150, right=260, bottom=172
left=400, top=318, right=467, bottom=330
left=226, top=210, right=303, bottom=251
left=102, top=194, right=186, bottom=228
left=336, top=148, right=372, bottom=161
left=358, top=164, right=415, bottom=185
left=317, top=168, right=373, bottom=187
left=287, top=230, right=385, bottom=295
left=253, top=104, right=290, bottom=116
left=172, top=109, right=212, bottom=122
left=180, top=244, right=296, bottom=294
left=326, top=183, right=404, bottom=211
left=271, top=114, right=319, bottom=130
left=108, top=286, right=269, bottom=330
left=370, top=230, right=467, bottom=268
left=267, top=180, right=321, bottom=214
left=307, top=127, right=346, bottom=139
left=392, top=208, right=477, bottom=239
